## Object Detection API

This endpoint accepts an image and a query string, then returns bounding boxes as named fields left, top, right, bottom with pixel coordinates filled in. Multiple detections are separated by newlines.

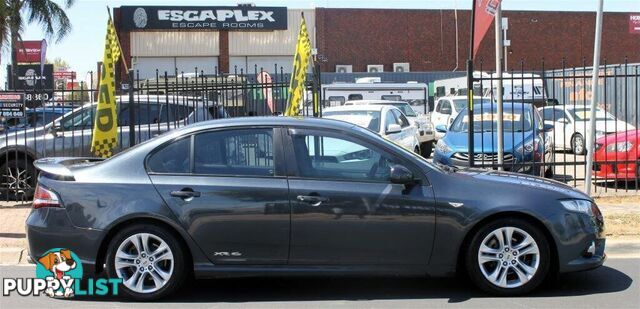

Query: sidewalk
left=0, top=202, right=638, bottom=265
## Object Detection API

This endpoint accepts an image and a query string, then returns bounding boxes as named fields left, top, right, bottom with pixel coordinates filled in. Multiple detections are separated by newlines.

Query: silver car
left=0, top=95, right=228, bottom=199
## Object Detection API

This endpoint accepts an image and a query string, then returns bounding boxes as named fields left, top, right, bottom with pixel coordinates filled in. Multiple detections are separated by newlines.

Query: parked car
left=28, top=116, right=605, bottom=300
left=0, top=95, right=228, bottom=199
left=344, top=100, right=435, bottom=157
left=322, top=105, right=420, bottom=153
left=540, top=105, right=635, bottom=155
left=593, top=130, right=639, bottom=181
left=433, top=102, right=554, bottom=178
left=431, top=96, right=490, bottom=140
left=1, top=107, right=73, bottom=133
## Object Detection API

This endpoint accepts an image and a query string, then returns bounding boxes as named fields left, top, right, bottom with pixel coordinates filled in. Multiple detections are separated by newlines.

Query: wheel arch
left=0, top=147, right=38, bottom=165
left=456, top=211, right=559, bottom=276
left=94, top=216, right=195, bottom=275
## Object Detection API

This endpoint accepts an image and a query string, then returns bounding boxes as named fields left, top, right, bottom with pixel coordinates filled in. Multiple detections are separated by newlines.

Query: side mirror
left=435, top=124, right=448, bottom=133
left=389, top=164, right=414, bottom=184
left=386, top=123, right=402, bottom=135
left=543, top=123, right=555, bottom=132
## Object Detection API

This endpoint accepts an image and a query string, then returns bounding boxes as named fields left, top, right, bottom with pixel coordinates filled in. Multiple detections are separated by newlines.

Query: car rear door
left=147, top=127, right=291, bottom=265
left=284, top=127, right=436, bottom=266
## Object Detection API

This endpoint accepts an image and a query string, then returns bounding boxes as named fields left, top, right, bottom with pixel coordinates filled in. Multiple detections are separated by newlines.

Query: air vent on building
left=393, top=63, right=410, bottom=72
left=367, top=65, right=384, bottom=73
left=336, top=65, right=353, bottom=73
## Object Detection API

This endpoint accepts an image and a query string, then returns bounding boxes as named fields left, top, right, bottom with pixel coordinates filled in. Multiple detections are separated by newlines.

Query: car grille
left=452, top=152, right=516, bottom=163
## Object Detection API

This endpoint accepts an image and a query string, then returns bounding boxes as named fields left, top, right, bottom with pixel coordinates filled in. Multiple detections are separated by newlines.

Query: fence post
left=466, top=59, right=475, bottom=167
left=128, top=69, right=136, bottom=147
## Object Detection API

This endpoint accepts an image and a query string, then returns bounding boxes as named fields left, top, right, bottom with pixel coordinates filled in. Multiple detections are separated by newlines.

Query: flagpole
left=467, top=0, right=478, bottom=167
left=584, top=0, right=604, bottom=195
left=106, top=6, right=129, bottom=72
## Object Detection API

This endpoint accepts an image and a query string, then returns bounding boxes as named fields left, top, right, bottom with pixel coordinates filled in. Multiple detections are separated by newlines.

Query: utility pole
left=584, top=0, right=604, bottom=195
left=495, top=3, right=504, bottom=171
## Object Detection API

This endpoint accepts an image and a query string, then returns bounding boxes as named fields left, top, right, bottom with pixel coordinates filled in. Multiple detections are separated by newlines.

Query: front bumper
left=434, top=151, right=542, bottom=175
left=26, top=207, right=104, bottom=274
left=593, top=160, right=639, bottom=181
left=552, top=209, right=606, bottom=273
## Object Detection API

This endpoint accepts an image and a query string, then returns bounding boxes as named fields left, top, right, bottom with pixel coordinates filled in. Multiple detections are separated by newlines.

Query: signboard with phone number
left=0, top=92, right=26, bottom=118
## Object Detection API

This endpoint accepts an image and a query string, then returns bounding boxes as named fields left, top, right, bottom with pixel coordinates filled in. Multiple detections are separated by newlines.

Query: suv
left=0, top=95, right=227, bottom=199
left=344, top=100, right=435, bottom=157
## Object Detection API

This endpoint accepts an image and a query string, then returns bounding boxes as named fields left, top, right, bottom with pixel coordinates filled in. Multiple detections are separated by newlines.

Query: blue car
left=433, top=102, right=554, bottom=177
left=2, top=107, right=72, bottom=133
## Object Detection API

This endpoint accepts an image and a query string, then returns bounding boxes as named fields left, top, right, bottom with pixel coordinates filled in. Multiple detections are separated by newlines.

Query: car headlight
left=436, top=139, right=452, bottom=153
left=605, top=141, right=632, bottom=153
left=560, top=199, right=593, bottom=215
left=517, top=138, right=540, bottom=154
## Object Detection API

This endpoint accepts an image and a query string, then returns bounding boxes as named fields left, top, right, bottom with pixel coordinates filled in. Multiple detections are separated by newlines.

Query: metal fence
left=457, top=59, right=639, bottom=195
left=0, top=66, right=319, bottom=202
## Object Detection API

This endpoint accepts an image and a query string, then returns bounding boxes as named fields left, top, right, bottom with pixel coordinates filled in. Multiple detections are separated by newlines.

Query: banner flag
left=473, top=0, right=502, bottom=58
left=91, top=17, right=122, bottom=158
left=285, top=16, right=312, bottom=117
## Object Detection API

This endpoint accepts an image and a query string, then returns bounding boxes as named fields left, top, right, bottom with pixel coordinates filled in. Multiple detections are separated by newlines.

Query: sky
left=2, top=0, right=639, bottom=86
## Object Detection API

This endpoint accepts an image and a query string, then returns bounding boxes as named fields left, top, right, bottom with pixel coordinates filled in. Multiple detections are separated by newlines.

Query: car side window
left=119, top=103, right=162, bottom=126
left=291, top=133, right=397, bottom=182
left=392, top=109, right=410, bottom=128
left=193, top=129, right=274, bottom=177
left=542, top=108, right=554, bottom=120
left=60, top=106, right=95, bottom=131
left=554, top=109, right=568, bottom=122
left=160, top=104, right=194, bottom=122
left=384, top=110, right=398, bottom=131
left=440, top=101, right=452, bottom=115
left=435, top=100, right=442, bottom=113
left=147, top=137, right=191, bottom=174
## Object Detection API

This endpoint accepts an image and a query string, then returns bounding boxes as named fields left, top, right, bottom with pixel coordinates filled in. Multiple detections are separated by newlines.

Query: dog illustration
left=38, top=249, right=77, bottom=297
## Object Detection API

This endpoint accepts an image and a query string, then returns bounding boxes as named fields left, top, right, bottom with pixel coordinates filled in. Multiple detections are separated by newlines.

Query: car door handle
left=171, top=189, right=201, bottom=199
left=297, top=195, right=329, bottom=206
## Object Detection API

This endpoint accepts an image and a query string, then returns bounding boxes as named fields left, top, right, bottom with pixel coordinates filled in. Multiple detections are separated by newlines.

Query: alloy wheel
left=477, top=227, right=540, bottom=289
left=573, top=135, right=584, bottom=154
left=1, top=165, right=32, bottom=193
left=114, top=233, right=174, bottom=294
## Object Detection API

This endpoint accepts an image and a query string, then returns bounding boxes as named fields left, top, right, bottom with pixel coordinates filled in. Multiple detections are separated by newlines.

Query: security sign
left=0, top=92, right=26, bottom=118
left=630, top=14, right=640, bottom=34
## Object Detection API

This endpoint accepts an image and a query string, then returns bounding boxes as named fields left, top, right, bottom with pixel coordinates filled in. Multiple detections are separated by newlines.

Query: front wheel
left=105, top=224, right=187, bottom=301
left=420, top=141, right=433, bottom=158
left=571, top=133, right=586, bottom=155
left=466, top=218, right=551, bottom=296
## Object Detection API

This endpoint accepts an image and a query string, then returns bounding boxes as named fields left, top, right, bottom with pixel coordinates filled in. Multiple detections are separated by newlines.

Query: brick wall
left=316, top=8, right=640, bottom=72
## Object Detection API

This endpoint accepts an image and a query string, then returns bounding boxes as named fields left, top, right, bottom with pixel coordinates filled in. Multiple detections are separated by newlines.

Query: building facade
left=113, top=5, right=640, bottom=80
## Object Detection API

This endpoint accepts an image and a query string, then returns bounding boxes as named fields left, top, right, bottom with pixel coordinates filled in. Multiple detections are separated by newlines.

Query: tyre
left=571, top=133, right=586, bottom=155
left=0, top=159, right=36, bottom=200
left=544, top=166, right=554, bottom=179
left=465, top=218, right=551, bottom=296
left=420, top=141, right=433, bottom=158
left=105, top=224, right=187, bottom=301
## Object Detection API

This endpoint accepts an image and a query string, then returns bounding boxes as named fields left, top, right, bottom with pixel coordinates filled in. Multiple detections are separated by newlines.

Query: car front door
left=392, top=109, right=415, bottom=149
left=285, top=128, right=436, bottom=266
left=383, top=109, right=404, bottom=146
left=147, top=127, right=290, bottom=265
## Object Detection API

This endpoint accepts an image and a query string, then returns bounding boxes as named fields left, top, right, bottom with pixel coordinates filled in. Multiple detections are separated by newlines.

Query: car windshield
left=452, top=99, right=491, bottom=112
left=383, top=103, right=416, bottom=117
left=570, top=108, right=616, bottom=121
left=322, top=110, right=381, bottom=132
left=450, top=106, right=533, bottom=133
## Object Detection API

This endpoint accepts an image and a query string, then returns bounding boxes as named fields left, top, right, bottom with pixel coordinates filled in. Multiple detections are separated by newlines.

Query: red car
left=593, top=130, right=639, bottom=180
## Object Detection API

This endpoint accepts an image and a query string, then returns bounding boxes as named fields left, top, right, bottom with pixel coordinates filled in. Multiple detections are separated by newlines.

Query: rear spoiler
left=33, top=157, right=105, bottom=181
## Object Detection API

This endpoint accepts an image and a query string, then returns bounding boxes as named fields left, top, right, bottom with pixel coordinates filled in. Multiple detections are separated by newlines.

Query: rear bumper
left=26, top=207, right=104, bottom=274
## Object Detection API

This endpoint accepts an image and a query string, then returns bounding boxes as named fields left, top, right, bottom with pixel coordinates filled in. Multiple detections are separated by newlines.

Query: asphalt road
left=1, top=258, right=638, bottom=308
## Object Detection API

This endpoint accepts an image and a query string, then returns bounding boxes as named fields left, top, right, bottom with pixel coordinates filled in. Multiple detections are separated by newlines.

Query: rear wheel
left=106, top=224, right=187, bottom=301
left=466, top=218, right=550, bottom=296
left=420, top=141, right=433, bottom=158
left=571, top=133, right=586, bottom=155
left=0, top=159, right=36, bottom=200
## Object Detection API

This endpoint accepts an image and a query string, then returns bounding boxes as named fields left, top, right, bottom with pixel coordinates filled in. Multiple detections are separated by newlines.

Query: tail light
left=33, top=185, right=61, bottom=209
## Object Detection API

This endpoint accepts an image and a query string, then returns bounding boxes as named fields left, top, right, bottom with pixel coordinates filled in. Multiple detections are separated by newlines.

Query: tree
left=51, top=57, right=69, bottom=71
left=1, top=0, right=75, bottom=85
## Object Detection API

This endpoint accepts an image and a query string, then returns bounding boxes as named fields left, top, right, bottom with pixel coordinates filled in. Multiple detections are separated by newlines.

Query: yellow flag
left=285, top=16, right=312, bottom=117
left=91, top=18, right=121, bottom=158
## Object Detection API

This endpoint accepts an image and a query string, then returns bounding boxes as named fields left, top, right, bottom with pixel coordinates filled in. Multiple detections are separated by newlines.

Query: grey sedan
left=27, top=117, right=605, bottom=300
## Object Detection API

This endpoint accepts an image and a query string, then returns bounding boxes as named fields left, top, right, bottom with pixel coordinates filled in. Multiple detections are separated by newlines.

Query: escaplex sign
left=121, top=6, right=288, bottom=30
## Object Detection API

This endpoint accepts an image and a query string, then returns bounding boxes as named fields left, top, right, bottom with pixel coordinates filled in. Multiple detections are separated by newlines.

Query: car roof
left=323, top=105, right=391, bottom=113
left=171, top=116, right=364, bottom=134
left=345, top=100, right=407, bottom=105
left=476, top=102, right=534, bottom=110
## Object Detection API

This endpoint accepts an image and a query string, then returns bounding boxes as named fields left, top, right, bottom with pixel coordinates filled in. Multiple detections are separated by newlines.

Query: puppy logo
left=35, top=248, right=83, bottom=298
